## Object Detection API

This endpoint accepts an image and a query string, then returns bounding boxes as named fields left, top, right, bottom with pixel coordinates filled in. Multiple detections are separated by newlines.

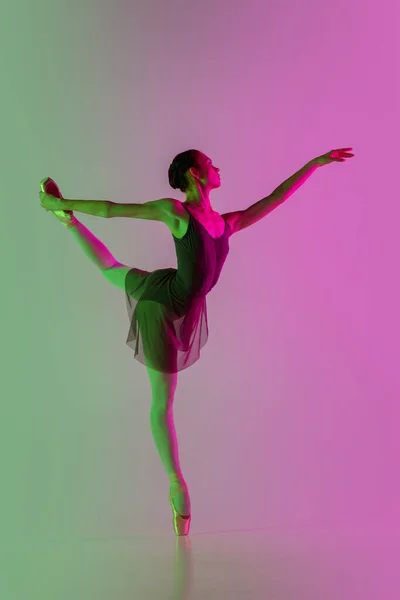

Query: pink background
left=2, top=0, right=398, bottom=541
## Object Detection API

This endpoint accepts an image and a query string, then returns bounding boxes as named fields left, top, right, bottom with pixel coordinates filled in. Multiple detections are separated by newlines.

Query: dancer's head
left=168, top=150, right=221, bottom=197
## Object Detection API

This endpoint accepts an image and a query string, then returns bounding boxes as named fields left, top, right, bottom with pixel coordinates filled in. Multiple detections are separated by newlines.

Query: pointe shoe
left=169, top=486, right=191, bottom=536
left=40, top=177, right=77, bottom=228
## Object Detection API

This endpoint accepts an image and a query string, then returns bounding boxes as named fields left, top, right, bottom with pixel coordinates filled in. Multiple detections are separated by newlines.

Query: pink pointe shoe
left=169, top=487, right=191, bottom=536
left=40, top=177, right=77, bottom=228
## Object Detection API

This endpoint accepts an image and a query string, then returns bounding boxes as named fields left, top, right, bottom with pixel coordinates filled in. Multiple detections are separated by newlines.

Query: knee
left=146, top=364, right=178, bottom=406
left=101, top=263, right=130, bottom=290
left=151, top=390, right=174, bottom=413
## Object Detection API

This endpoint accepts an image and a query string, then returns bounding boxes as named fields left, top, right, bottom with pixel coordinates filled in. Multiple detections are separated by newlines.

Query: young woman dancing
left=40, top=147, right=354, bottom=535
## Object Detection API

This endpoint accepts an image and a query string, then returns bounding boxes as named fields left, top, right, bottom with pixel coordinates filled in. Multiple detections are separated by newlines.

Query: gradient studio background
left=1, top=0, right=398, bottom=540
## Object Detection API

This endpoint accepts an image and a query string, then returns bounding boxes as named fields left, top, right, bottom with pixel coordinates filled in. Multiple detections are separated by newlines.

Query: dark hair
left=168, top=149, right=201, bottom=193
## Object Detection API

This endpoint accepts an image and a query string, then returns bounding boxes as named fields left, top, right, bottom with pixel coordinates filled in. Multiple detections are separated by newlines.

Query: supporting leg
left=146, top=364, right=191, bottom=516
left=150, top=401, right=191, bottom=516
left=150, top=401, right=184, bottom=481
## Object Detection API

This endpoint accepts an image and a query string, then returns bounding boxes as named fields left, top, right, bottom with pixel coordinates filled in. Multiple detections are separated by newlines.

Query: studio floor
left=2, top=527, right=397, bottom=599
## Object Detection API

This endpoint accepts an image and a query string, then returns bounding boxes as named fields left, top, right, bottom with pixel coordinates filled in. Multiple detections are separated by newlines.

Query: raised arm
left=222, top=148, right=354, bottom=235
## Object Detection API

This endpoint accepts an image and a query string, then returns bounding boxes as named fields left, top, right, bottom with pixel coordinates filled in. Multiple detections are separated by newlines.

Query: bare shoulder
left=166, top=198, right=188, bottom=223
left=161, top=198, right=185, bottom=235
left=147, top=197, right=182, bottom=220
left=167, top=198, right=185, bottom=217
left=220, top=210, right=241, bottom=234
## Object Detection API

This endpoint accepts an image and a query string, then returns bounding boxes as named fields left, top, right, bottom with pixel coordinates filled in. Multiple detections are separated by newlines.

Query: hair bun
left=168, top=149, right=200, bottom=193
left=168, top=163, right=178, bottom=189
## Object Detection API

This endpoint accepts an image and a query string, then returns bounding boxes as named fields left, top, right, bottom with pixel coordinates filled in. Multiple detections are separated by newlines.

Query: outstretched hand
left=40, top=191, right=63, bottom=211
left=313, top=148, right=355, bottom=166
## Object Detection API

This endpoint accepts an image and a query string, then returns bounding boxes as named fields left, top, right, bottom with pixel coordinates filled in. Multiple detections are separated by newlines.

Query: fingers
left=337, top=148, right=354, bottom=156
left=335, top=148, right=355, bottom=161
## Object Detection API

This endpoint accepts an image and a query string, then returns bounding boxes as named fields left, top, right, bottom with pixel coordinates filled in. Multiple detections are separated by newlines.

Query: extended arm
left=61, top=199, right=110, bottom=217
left=269, top=160, right=320, bottom=204
left=241, top=160, right=321, bottom=226
left=40, top=193, right=173, bottom=221
left=39, top=192, right=111, bottom=217
left=223, top=148, right=354, bottom=234
left=222, top=160, right=319, bottom=234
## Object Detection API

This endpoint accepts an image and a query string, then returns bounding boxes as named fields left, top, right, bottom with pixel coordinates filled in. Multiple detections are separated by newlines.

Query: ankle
left=66, top=216, right=79, bottom=229
left=169, top=473, right=186, bottom=486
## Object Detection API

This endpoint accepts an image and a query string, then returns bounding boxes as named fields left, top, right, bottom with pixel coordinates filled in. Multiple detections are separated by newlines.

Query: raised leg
left=69, top=218, right=119, bottom=270
left=52, top=211, right=130, bottom=289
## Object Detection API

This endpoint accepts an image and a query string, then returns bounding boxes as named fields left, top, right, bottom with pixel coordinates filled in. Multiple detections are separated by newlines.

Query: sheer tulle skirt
left=124, top=267, right=208, bottom=374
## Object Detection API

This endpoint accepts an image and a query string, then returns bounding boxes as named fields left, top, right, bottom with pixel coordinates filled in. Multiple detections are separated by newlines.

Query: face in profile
left=192, top=153, right=221, bottom=190
left=203, top=154, right=221, bottom=188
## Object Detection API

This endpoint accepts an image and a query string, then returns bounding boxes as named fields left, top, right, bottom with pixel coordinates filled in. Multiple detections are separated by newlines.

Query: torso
left=168, top=199, right=226, bottom=240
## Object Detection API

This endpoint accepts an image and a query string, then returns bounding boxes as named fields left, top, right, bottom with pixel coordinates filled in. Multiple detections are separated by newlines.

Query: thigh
left=101, top=263, right=131, bottom=290
left=138, top=301, right=179, bottom=377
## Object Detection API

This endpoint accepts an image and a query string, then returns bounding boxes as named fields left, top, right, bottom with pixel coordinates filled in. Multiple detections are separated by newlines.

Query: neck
left=184, top=196, right=212, bottom=212
left=184, top=182, right=213, bottom=212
